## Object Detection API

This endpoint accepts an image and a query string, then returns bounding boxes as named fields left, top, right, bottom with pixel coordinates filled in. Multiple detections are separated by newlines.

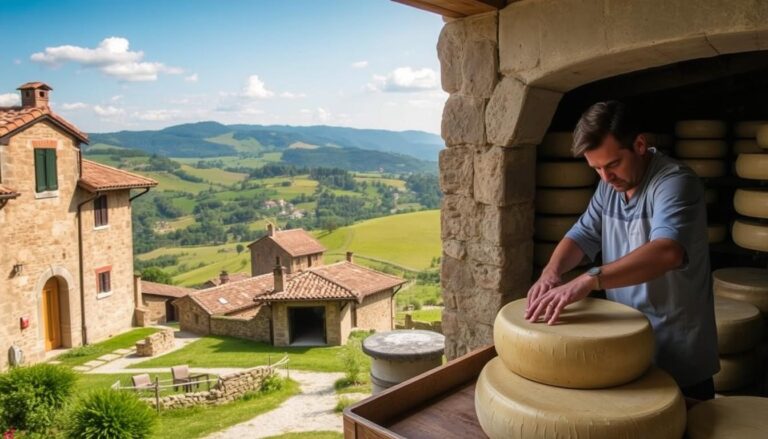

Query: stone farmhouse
left=0, top=82, right=157, bottom=370
left=175, top=232, right=405, bottom=346
left=137, top=279, right=193, bottom=325
left=248, top=224, right=325, bottom=275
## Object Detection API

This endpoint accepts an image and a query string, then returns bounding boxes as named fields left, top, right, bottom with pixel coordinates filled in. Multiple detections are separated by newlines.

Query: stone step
left=113, top=348, right=133, bottom=355
left=83, top=360, right=105, bottom=368
left=73, top=366, right=91, bottom=372
left=97, top=353, right=121, bottom=362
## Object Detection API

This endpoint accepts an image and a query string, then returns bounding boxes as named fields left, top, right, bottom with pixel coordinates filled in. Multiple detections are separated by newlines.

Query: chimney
left=17, top=82, right=52, bottom=108
left=219, top=270, right=230, bottom=285
left=346, top=251, right=354, bottom=263
left=267, top=223, right=275, bottom=236
left=133, top=274, right=142, bottom=307
left=273, top=257, right=284, bottom=292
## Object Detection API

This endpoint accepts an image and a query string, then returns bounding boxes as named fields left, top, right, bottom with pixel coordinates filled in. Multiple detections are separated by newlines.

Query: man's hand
left=526, top=270, right=562, bottom=312
left=525, top=274, right=594, bottom=325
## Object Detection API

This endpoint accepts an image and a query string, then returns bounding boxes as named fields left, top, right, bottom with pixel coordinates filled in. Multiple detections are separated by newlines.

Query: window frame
left=33, top=147, right=58, bottom=195
left=93, top=194, right=109, bottom=228
left=95, top=266, right=112, bottom=299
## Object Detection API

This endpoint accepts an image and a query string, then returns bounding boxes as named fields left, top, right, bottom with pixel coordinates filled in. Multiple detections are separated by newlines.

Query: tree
left=140, top=267, right=173, bottom=285
left=236, top=244, right=245, bottom=254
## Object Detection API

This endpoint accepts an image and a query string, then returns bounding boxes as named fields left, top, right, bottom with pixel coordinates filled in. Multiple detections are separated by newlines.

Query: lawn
left=180, top=164, right=248, bottom=185
left=265, top=432, right=342, bottom=439
left=128, top=335, right=372, bottom=373
left=395, top=282, right=442, bottom=309
left=143, top=171, right=213, bottom=194
left=53, top=327, right=160, bottom=367
left=75, top=372, right=219, bottom=397
left=396, top=307, right=443, bottom=324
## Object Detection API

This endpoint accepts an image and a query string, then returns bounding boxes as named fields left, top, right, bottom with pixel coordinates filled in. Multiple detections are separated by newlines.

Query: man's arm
left=526, top=238, right=587, bottom=311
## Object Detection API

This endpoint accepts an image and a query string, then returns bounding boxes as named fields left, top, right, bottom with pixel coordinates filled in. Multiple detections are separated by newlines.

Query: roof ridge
left=82, top=159, right=157, bottom=183
left=306, top=266, right=357, bottom=297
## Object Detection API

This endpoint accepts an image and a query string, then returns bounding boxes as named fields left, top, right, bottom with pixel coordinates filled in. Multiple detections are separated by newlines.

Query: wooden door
left=42, top=278, right=62, bottom=350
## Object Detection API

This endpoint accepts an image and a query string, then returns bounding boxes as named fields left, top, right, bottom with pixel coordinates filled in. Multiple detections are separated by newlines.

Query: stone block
left=437, top=19, right=466, bottom=94
left=441, top=95, right=486, bottom=147
left=443, top=239, right=467, bottom=261
left=473, top=145, right=536, bottom=206
left=97, top=353, right=120, bottom=362
left=439, top=146, right=473, bottom=196
left=454, top=287, right=518, bottom=326
left=441, top=194, right=480, bottom=241
left=469, top=242, right=533, bottom=293
left=480, top=202, right=534, bottom=246
left=461, top=39, right=498, bottom=99
left=486, top=77, right=562, bottom=147
left=440, top=253, right=474, bottom=310
left=465, top=11, right=498, bottom=43
left=83, top=360, right=105, bottom=368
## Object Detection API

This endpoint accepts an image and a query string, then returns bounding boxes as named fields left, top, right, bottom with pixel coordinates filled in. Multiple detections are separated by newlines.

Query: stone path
left=87, top=329, right=201, bottom=374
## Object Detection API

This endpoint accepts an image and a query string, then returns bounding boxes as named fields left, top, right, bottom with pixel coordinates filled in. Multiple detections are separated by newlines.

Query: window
left=94, top=195, right=108, bottom=227
left=307, top=255, right=312, bottom=267
left=95, top=267, right=111, bottom=295
left=34, top=148, right=57, bottom=192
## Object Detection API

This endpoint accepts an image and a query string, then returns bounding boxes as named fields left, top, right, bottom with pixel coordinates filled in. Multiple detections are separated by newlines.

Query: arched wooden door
left=42, top=278, right=62, bottom=350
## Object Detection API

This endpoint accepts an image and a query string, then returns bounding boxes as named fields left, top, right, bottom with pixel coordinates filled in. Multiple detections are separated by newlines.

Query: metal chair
left=171, top=365, right=208, bottom=392
left=131, top=373, right=153, bottom=392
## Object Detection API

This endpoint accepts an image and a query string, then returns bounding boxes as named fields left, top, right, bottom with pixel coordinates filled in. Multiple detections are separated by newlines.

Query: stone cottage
left=175, top=250, right=406, bottom=346
left=0, top=82, right=157, bottom=369
left=248, top=224, right=325, bottom=275
left=394, top=0, right=768, bottom=360
left=138, top=278, right=193, bottom=324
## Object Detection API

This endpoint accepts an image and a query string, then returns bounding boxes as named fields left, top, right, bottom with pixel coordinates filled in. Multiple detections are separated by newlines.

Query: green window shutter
left=45, top=149, right=58, bottom=190
left=34, top=149, right=46, bottom=192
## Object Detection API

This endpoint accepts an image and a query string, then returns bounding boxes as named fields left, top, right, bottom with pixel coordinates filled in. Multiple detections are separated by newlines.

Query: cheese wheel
left=735, top=120, right=768, bottom=138
left=704, top=188, right=718, bottom=205
left=535, top=188, right=593, bottom=215
left=674, top=140, right=728, bottom=158
left=734, top=188, right=768, bottom=219
left=735, top=153, right=768, bottom=180
left=715, top=297, right=764, bottom=355
left=756, top=124, right=768, bottom=149
left=539, top=132, right=573, bottom=158
left=714, top=350, right=760, bottom=391
left=675, top=120, right=727, bottom=139
left=536, top=161, right=597, bottom=188
left=732, top=219, right=768, bottom=252
left=681, top=159, right=727, bottom=178
left=534, top=215, right=579, bottom=242
left=687, top=396, right=768, bottom=439
left=733, top=139, right=762, bottom=155
left=494, top=298, right=654, bottom=389
left=475, top=358, right=686, bottom=439
left=713, top=268, right=768, bottom=315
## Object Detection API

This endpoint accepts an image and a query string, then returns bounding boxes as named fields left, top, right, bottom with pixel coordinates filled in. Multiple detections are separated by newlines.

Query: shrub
left=335, top=396, right=356, bottom=413
left=342, top=339, right=366, bottom=385
left=259, top=373, right=284, bottom=394
left=56, top=344, right=101, bottom=359
left=67, top=389, right=155, bottom=439
left=0, top=364, right=76, bottom=433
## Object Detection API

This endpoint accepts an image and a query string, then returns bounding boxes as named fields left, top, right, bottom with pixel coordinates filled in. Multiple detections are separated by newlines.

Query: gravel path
left=206, top=370, right=369, bottom=438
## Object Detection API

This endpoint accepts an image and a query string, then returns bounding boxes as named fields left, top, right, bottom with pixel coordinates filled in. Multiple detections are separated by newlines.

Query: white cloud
left=367, top=67, right=438, bottom=92
left=242, top=75, right=274, bottom=98
left=0, top=93, right=20, bottom=106
left=351, top=60, right=368, bottom=69
left=184, top=73, right=198, bottom=83
left=93, top=105, right=125, bottom=116
left=280, top=91, right=306, bottom=99
left=13, top=59, right=21, bottom=65
left=30, top=37, right=183, bottom=82
left=316, top=107, right=331, bottom=123
left=132, top=109, right=180, bottom=121
left=111, top=95, right=124, bottom=102
left=61, top=102, right=88, bottom=110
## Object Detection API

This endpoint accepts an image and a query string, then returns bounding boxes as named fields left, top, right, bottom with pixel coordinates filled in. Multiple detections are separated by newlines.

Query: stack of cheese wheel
left=674, top=120, right=728, bottom=243
left=713, top=268, right=768, bottom=395
left=534, top=132, right=596, bottom=277
left=645, top=132, right=674, bottom=155
left=687, top=396, right=768, bottom=438
left=733, top=121, right=768, bottom=253
left=475, top=298, right=686, bottom=439
left=712, top=297, right=764, bottom=392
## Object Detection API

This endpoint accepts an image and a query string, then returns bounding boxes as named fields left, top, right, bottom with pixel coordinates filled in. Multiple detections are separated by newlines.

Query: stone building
left=138, top=279, right=193, bottom=324
left=248, top=224, right=325, bottom=275
left=395, top=0, right=768, bottom=360
left=201, top=271, right=250, bottom=289
left=175, top=253, right=406, bottom=346
left=0, top=82, right=156, bottom=369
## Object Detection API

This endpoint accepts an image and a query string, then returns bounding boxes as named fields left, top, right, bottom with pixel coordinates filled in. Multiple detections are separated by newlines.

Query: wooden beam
left=391, top=0, right=503, bottom=18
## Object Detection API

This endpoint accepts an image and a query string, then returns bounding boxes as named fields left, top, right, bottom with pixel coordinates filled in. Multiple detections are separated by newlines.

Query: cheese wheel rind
left=674, top=140, right=728, bottom=158
left=734, top=188, right=768, bottom=219
left=494, top=298, right=654, bottom=389
left=539, top=132, right=574, bottom=158
left=534, top=215, right=579, bottom=242
left=687, top=396, right=768, bottom=439
left=714, top=297, right=764, bottom=355
left=681, top=159, right=726, bottom=178
left=536, top=161, right=597, bottom=187
left=735, top=153, right=768, bottom=180
left=675, top=120, right=727, bottom=139
left=756, top=124, right=768, bottom=148
left=735, top=120, right=768, bottom=138
left=535, top=188, right=593, bottom=215
left=732, top=219, right=768, bottom=253
left=713, top=267, right=768, bottom=315
left=475, top=358, right=686, bottom=439
left=714, top=350, right=760, bottom=391
left=733, top=139, right=762, bottom=155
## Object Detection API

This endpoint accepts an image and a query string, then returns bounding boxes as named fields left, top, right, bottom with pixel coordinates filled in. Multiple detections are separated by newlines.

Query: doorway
left=42, top=278, right=62, bottom=351
left=288, top=306, right=326, bottom=346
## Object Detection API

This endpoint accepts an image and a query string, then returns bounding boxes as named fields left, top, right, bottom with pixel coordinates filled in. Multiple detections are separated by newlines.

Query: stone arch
left=34, top=266, right=77, bottom=348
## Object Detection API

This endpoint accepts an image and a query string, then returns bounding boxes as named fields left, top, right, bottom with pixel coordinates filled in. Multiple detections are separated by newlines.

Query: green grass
left=155, top=215, right=196, bottom=233
left=316, top=210, right=440, bottom=270
left=53, top=328, right=160, bottom=367
left=180, top=164, right=248, bottom=185
left=169, top=196, right=196, bottom=214
left=264, top=432, right=342, bottom=439
left=353, top=175, right=406, bottom=190
left=143, top=171, right=213, bottom=194
left=395, top=282, right=442, bottom=309
left=205, top=133, right=264, bottom=153
left=137, top=243, right=251, bottom=287
left=74, top=372, right=218, bottom=397
left=396, top=308, right=442, bottom=323
left=334, top=377, right=371, bottom=395
left=128, top=336, right=371, bottom=372
left=172, top=153, right=282, bottom=169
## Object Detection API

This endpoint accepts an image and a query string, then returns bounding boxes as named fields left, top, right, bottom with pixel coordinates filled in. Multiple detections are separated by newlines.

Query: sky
left=0, top=0, right=446, bottom=134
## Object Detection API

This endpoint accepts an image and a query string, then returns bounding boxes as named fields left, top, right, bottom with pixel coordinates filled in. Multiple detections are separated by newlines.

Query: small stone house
left=138, top=279, right=193, bottom=324
left=0, top=82, right=156, bottom=369
left=248, top=224, right=325, bottom=275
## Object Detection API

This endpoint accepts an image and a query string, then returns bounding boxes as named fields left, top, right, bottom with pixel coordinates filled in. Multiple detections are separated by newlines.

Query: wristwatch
left=587, top=266, right=602, bottom=290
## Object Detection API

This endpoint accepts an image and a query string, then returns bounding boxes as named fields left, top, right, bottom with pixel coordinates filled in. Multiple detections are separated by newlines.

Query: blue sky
left=1, top=0, right=446, bottom=133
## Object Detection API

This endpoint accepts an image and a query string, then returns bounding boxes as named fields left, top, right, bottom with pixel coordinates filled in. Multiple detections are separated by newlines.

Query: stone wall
left=136, top=328, right=174, bottom=357
left=356, top=290, right=395, bottom=333
left=176, top=297, right=211, bottom=335
left=250, top=240, right=322, bottom=276
left=396, top=314, right=443, bottom=334
left=146, top=365, right=274, bottom=410
left=210, top=306, right=271, bottom=343
left=272, top=301, right=344, bottom=346
left=141, top=294, right=169, bottom=324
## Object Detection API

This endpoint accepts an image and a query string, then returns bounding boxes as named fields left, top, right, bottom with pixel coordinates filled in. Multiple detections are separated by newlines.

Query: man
left=525, top=101, right=719, bottom=400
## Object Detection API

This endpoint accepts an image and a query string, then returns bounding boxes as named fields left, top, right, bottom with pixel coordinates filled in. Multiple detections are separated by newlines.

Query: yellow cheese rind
left=674, top=140, right=728, bottom=158
left=535, top=188, right=593, bottom=215
left=757, top=124, right=768, bottom=148
left=732, top=219, right=768, bottom=253
left=734, top=188, right=768, bottom=219
left=687, top=396, right=768, bottom=439
left=536, top=161, right=597, bottom=187
left=675, top=120, right=727, bottom=139
left=534, top=215, right=579, bottom=242
left=494, top=298, right=654, bottom=389
left=735, top=120, right=768, bottom=138
left=714, top=297, right=763, bottom=355
left=735, top=153, right=768, bottom=180
left=713, top=267, right=768, bottom=315
left=707, top=223, right=727, bottom=244
left=539, top=132, right=573, bottom=159
left=681, top=159, right=726, bottom=178
left=714, top=350, right=760, bottom=392
left=475, top=358, right=686, bottom=439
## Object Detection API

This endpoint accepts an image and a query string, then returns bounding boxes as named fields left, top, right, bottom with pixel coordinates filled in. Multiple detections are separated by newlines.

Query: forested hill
left=88, top=121, right=444, bottom=161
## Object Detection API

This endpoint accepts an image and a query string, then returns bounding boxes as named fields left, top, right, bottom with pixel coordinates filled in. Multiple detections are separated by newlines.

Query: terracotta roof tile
left=0, top=106, right=88, bottom=143
left=79, top=159, right=157, bottom=192
left=249, top=228, right=326, bottom=257
left=141, top=280, right=193, bottom=299
left=18, top=82, right=52, bottom=90
left=204, top=272, right=251, bottom=287
left=0, top=184, right=20, bottom=199
left=189, top=274, right=277, bottom=315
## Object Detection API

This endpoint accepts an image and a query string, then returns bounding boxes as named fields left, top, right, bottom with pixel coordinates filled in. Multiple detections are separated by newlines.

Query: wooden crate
left=343, top=345, right=495, bottom=439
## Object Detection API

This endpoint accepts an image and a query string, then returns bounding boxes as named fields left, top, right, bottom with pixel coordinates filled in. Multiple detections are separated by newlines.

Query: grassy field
left=75, top=372, right=219, bottom=397
left=395, top=282, right=442, bottom=309
left=316, top=210, right=440, bottom=271
left=173, top=153, right=282, bottom=169
left=180, top=164, right=248, bottom=185
left=396, top=308, right=443, bottom=324
left=137, top=243, right=251, bottom=286
left=143, top=171, right=213, bottom=194
left=155, top=215, right=196, bottom=233
left=353, top=174, right=406, bottom=190
left=53, top=328, right=160, bottom=367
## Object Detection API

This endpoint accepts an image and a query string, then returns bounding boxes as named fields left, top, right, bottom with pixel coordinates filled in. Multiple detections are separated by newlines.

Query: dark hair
left=572, top=101, right=639, bottom=157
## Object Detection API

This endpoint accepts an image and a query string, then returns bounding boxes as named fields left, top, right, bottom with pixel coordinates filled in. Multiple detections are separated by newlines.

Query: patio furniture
left=131, top=373, right=154, bottom=392
left=171, top=365, right=209, bottom=392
